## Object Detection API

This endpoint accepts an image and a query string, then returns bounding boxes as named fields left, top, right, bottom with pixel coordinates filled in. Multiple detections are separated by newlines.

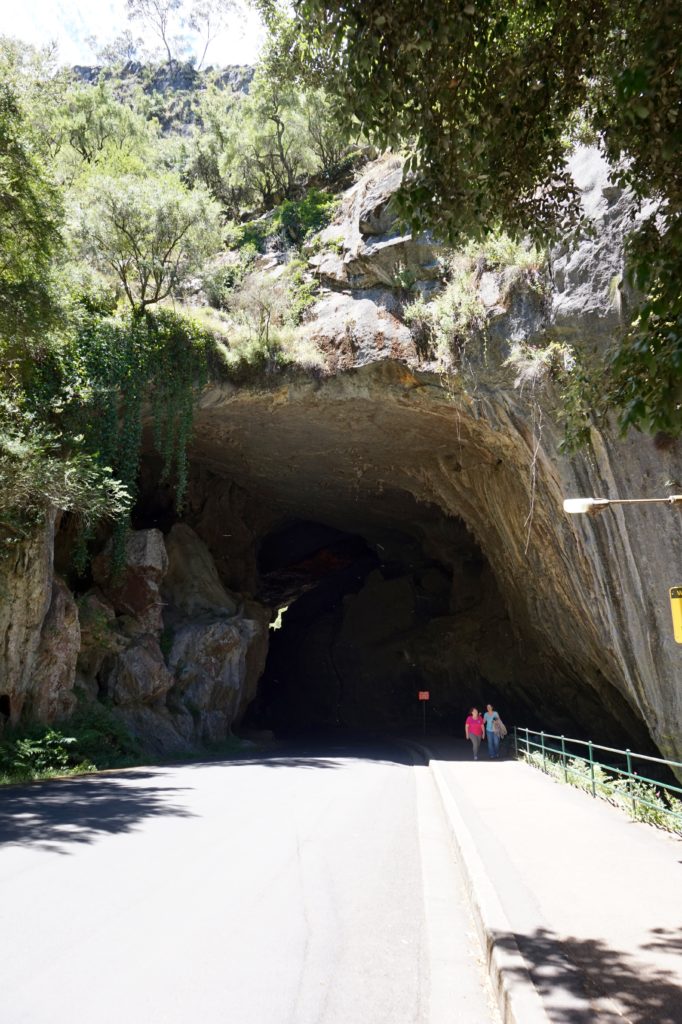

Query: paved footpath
left=423, top=738, right=682, bottom=1024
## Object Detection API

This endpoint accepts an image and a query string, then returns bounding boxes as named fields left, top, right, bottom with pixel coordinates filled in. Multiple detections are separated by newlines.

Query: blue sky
left=0, top=0, right=264, bottom=66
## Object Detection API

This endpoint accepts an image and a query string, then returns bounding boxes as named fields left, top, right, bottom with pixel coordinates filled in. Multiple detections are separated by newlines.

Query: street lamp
left=563, top=495, right=682, bottom=516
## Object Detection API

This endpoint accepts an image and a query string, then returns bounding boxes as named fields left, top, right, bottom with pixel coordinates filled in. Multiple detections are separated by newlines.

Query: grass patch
left=402, top=231, right=545, bottom=368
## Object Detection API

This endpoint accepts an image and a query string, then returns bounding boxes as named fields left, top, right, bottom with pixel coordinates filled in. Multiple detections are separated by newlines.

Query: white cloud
left=0, top=0, right=263, bottom=66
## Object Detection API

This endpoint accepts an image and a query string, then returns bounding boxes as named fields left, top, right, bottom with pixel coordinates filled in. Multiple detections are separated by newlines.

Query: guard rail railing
left=514, top=726, right=682, bottom=829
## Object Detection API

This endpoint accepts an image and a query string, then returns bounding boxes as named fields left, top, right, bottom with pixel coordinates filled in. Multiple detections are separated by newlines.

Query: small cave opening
left=244, top=515, right=536, bottom=739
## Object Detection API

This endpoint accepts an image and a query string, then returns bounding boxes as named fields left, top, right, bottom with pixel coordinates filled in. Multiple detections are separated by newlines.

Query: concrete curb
left=415, top=746, right=551, bottom=1024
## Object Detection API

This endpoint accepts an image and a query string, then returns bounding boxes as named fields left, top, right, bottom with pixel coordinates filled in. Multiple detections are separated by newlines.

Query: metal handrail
left=514, top=726, right=682, bottom=828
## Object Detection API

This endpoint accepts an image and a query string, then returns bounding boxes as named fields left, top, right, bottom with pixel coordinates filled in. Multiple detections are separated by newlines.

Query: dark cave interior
left=133, top=458, right=654, bottom=751
left=243, top=516, right=631, bottom=743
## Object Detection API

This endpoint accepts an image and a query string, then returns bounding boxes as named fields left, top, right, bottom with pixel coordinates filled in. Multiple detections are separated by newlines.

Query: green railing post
left=514, top=727, right=518, bottom=759
left=541, top=731, right=546, bottom=772
left=588, top=741, right=596, bottom=798
left=626, top=749, right=636, bottom=815
left=561, top=735, right=567, bottom=782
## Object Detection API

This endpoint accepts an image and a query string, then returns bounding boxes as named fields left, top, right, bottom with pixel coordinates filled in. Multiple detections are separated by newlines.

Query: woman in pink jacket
left=465, top=707, right=485, bottom=760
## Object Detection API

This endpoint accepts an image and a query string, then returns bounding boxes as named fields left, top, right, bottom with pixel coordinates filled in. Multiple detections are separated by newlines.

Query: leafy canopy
left=76, top=174, right=221, bottom=311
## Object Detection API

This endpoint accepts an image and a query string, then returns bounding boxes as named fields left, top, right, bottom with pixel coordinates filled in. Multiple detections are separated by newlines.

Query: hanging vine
left=57, top=306, right=212, bottom=575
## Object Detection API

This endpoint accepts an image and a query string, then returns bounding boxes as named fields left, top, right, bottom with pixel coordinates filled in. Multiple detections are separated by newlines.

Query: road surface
left=0, top=739, right=498, bottom=1024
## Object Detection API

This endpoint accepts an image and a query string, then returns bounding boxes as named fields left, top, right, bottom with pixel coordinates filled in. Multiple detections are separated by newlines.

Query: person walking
left=483, top=703, right=504, bottom=758
left=465, top=707, right=485, bottom=760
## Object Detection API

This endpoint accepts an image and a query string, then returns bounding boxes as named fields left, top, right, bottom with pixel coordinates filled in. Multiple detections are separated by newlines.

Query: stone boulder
left=29, top=577, right=81, bottom=722
left=302, top=290, right=416, bottom=370
left=92, top=528, right=168, bottom=635
left=162, top=523, right=238, bottom=618
left=167, top=614, right=261, bottom=742
left=75, top=590, right=127, bottom=697
left=99, top=635, right=174, bottom=707
left=320, top=159, right=442, bottom=292
left=114, top=705, right=192, bottom=755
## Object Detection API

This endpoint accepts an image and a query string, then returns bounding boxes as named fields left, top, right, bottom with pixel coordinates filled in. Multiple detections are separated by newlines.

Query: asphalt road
left=0, top=739, right=498, bottom=1024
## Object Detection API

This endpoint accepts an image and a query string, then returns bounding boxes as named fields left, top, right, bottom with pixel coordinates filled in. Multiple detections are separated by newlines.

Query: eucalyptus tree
left=77, top=174, right=222, bottom=310
left=189, top=0, right=236, bottom=69
left=126, top=0, right=183, bottom=66
left=0, top=43, right=62, bottom=344
left=87, top=30, right=147, bottom=66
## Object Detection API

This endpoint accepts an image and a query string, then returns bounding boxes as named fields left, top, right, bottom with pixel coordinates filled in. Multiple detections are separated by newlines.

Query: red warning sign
left=418, top=691, right=430, bottom=701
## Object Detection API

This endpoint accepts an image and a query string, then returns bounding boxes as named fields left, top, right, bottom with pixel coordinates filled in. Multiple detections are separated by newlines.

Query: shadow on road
left=502, top=926, right=682, bottom=1024
left=644, top=927, right=682, bottom=955
left=0, top=771, right=194, bottom=852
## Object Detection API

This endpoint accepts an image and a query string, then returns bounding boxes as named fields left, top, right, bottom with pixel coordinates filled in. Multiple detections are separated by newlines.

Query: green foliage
left=3, top=300, right=211, bottom=567
left=270, top=0, right=682, bottom=437
left=68, top=702, right=142, bottom=767
left=403, top=261, right=479, bottom=366
left=0, top=729, right=80, bottom=779
left=225, top=191, right=337, bottom=257
left=63, top=307, right=212, bottom=564
left=200, top=244, right=259, bottom=308
left=283, top=256, right=319, bottom=324
left=75, top=173, right=221, bottom=311
left=604, top=220, right=682, bottom=436
left=0, top=394, right=131, bottom=547
left=404, top=234, right=545, bottom=366
left=524, top=750, right=682, bottom=835
left=0, top=706, right=142, bottom=783
left=0, top=728, right=86, bottom=782
left=58, top=82, right=150, bottom=168
left=270, top=189, right=338, bottom=246
left=0, top=42, right=63, bottom=343
left=225, top=220, right=269, bottom=253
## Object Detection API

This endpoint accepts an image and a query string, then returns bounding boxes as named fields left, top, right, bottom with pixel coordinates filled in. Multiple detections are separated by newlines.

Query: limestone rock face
left=75, top=591, right=125, bottom=696
left=162, top=523, right=237, bottom=618
left=29, top=577, right=80, bottom=722
left=161, top=523, right=268, bottom=739
left=0, top=513, right=56, bottom=726
left=99, top=635, right=174, bottom=707
left=92, top=528, right=168, bottom=635
left=168, top=618, right=259, bottom=741
left=550, top=146, right=637, bottom=341
left=310, top=159, right=441, bottom=295
left=76, top=524, right=269, bottom=751
left=184, top=149, right=682, bottom=762
left=5, top=147, right=681, bottom=765
left=302, top=289, right=415, bottom=369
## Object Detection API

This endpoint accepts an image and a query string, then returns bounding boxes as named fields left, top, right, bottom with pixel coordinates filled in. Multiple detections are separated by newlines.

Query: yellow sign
left=670, top=588, right=682, bottom=644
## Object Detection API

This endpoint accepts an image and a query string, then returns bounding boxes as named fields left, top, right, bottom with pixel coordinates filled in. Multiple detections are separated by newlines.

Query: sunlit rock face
left=175, top=147, right=681, bottom=760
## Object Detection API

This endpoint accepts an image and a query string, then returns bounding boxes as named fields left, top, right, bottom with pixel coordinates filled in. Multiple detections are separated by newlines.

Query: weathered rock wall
left=183, top=147, right=681, bottom=760
left=0, top=522, right=269, bottom=753
left=2, top=147, right=680, bottom=762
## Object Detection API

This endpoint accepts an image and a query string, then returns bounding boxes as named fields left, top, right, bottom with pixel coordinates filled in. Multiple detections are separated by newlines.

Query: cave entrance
left=244, top=515, right=523, bottom=738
